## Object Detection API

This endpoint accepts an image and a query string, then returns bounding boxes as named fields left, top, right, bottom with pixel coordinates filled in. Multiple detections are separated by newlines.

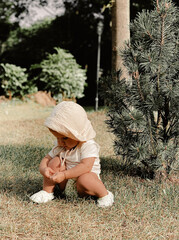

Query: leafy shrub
left=0, top=63, right=37, bottom=98
left=31, top=47, right=87, bottom=100
left=102, top=0, right=179, bottom=178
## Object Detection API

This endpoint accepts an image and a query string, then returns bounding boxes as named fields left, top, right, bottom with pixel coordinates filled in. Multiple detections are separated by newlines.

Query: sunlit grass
left=0, top=101, right=178, bottom=240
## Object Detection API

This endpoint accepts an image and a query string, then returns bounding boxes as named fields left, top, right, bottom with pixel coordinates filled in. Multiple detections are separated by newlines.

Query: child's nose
left=58, top=138, right=65, bottom=146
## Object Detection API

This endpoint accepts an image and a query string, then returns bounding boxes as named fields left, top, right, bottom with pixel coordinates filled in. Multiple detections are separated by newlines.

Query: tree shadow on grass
left=0, top=144, right=48, bottom=200
left=0, top=144, right=154, bottom=201
left=0, top=144, right=95, bottom=203
left=100, top=156, right=155, bottom=179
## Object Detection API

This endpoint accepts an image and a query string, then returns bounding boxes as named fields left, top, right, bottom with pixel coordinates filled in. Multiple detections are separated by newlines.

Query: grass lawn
left=0, top=100, right=178, bottom=240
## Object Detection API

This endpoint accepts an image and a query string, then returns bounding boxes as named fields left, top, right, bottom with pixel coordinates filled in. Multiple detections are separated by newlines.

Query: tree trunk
left=112, top=0, right=130, bottom=78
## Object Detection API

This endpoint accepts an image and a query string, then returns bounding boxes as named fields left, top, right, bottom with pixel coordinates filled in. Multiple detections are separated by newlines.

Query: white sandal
left=30, top=190, right=54, bottom=203
left=97, top=191, right=114, bottom=208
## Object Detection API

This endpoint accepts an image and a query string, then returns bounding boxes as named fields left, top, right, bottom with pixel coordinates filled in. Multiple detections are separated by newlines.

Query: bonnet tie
left=59, top=148, right=73, bottom=166
left=59, top=143, right=79, bottom=167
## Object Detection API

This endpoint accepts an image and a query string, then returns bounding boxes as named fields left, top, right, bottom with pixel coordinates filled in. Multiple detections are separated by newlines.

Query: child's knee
left=48, top=156, right=61, bottom=170
left=76, top=173, right=95, bottom=190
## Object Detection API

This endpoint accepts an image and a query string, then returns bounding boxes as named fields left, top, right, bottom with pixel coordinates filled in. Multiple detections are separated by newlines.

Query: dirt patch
left=29, top=91, right=56, bottom=106
left=0, top=95, right=8, bottom=103
left=0, top=91, right=56, bottom=107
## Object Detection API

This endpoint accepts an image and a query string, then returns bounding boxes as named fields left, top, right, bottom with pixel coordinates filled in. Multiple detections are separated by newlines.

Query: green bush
left=0, top=63, right=37, bottom=98
left=31, top=47, right=87, bottom=100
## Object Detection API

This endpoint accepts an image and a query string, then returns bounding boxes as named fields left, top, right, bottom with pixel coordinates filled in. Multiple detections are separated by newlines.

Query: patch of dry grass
left=0, top=101, right=178, bottom=240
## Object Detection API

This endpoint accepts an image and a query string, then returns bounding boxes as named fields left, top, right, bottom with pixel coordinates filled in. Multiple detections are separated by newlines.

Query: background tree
left=112, top=0, right=130, bottom=78
left=0, top=0, right=18, bottom=54
left=1, top=0, right=111, bottom=105
left=103, top=0, right=179, bottom=178
left=1, top=0, right=178, bottom=104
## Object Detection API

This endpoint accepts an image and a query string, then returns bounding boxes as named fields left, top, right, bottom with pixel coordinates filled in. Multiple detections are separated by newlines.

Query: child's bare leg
left=43, top=156, right=68, bottom=193
left=76, top=172, right=108, bottom=198
left=30, top=156, right=67, bottom=203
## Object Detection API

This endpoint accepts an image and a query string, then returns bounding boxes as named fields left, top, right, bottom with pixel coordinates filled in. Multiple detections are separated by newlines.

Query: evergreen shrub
left=31, top=47, right=87, bottom=101
left=103, top=0, right=179, bottom=177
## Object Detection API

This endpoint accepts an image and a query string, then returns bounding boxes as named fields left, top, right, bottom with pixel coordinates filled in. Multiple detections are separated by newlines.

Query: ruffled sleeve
left=80, top=140, right=100, bottom=160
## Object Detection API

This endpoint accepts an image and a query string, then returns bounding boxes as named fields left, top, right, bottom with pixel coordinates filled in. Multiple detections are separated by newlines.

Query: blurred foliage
left=31, top=47, right=87, bottom=100
left=0, top=1, right=17, bottom=52
left=1, top=19, right=55, bottom=67
left=0, top=0, right=178, bottom=104
left=0, top=63, right=37, bottom=98
left=0, top=0, right=111, bottom=104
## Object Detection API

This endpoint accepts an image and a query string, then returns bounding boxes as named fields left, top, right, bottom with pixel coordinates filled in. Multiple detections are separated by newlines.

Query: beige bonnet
left=44, top=101, right=96, bottom=141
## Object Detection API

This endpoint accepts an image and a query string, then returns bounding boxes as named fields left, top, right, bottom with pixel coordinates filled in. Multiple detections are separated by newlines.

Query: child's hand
left=50, top=172, right=66, bottom=183
left=41, top=167, right=55, bottom=178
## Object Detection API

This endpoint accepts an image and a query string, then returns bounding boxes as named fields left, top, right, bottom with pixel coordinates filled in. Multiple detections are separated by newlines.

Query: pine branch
left=156, top=110, right=162, bottom=135
left=132, top=70, right=145, bottom=101
left=156, top=3, right=169, bottom=93
left=162, top=97, right=170, bottom=141
left=147, top=113, right=157, bottom=156
left=167, top=117, right=178, bottom=134
left=146, top=30, right=153, bottom=39
left=129, top=113, right=135, bottom=121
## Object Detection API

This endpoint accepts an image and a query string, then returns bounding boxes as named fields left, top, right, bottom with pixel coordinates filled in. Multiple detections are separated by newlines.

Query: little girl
left=30, top=101, right=114, bottom=207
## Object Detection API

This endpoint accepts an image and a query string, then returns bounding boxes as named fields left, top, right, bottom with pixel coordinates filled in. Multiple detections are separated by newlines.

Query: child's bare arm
left=65, top=157, right=95, bottom=179
left=50, top=157, right=95, bottom=182
left=39, top=154, right=52, bottom=171
left=39, top=154, right=55, bottom=178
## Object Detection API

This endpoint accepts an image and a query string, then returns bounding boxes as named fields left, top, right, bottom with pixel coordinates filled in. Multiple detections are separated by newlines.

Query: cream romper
left=48, top=139, right=101, bottom=178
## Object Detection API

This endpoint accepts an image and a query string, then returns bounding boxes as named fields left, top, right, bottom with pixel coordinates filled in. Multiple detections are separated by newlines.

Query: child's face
left=49, top=129, right=79, bottom=150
